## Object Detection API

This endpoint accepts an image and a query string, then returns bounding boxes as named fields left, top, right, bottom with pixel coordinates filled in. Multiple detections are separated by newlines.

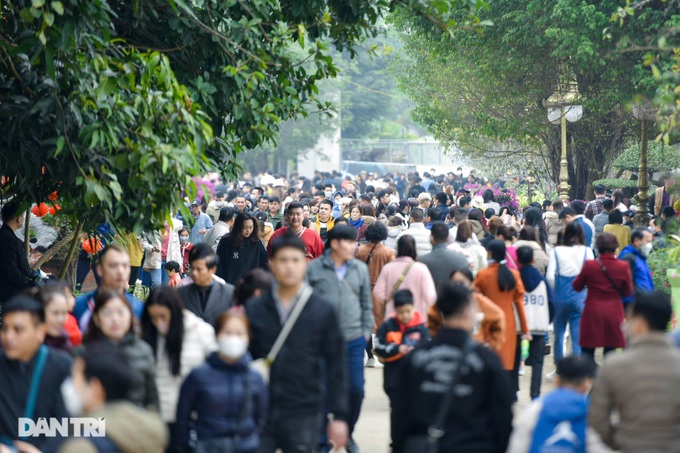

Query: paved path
left=353, top=358, right=557, bottom=452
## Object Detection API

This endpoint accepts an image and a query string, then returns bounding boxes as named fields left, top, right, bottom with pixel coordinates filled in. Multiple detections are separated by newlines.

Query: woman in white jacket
left=141, top=286, right=217, bottom=452
left=142, top=230, right=163, bottom=287
left=545, top=222, right=594, bottom=376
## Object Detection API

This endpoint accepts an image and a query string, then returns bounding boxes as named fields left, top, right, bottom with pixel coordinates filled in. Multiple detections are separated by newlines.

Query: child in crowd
left=507, top=356, right=611, bottom=452
left=165, top=260, right=182, bottom=288
left=517, top=246, right=555, bottom=400
left=373, top=290, right=430, bottom=444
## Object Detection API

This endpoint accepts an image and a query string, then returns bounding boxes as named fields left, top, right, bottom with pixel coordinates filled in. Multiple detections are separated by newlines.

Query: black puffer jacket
left=116, top=334, right=160, bottom=411
left=216, top=235, right=269, bottom=286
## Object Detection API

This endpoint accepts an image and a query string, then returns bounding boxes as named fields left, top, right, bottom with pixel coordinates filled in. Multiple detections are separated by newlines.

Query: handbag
left=250, top=286, right=313, bottom=383
left=193, top=371, right=252, bottom=453
left=400, top=339, right=475, bottom=453
left=596, top=258, right=625, bottom=297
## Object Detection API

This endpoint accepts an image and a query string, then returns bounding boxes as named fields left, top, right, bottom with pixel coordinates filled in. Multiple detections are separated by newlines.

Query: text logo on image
left=18, top=418, right=106, bottom=437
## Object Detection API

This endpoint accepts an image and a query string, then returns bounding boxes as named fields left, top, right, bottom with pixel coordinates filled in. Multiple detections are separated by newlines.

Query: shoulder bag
left=250, top=286, right=313, bottom=383
left=596, top=258, right=625, bottom=297
left=400, top=339, right=475, bottom=453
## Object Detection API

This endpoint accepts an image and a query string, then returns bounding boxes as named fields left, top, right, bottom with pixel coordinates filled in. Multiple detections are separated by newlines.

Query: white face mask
left=179, top=236, right=190, bottom=244
left=155, top=321, right=170, bottom=336
left=640, top=242, right=653, bottom=257
left=324, top=191, right=333, bottom=199
left=213, top=200, right=225, bottom=208
left=218, top=335, right=248, bottom=360
left=61, top=378, right=84, bottom=416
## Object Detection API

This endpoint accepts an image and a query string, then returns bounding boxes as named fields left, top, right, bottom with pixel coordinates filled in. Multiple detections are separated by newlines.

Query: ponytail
left=488, top=240, right=516, bottom=292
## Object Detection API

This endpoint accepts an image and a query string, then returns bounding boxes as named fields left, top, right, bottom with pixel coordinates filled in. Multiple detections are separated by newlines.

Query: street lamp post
left=633, top=103, right=656, bottom=226
left=544, top=74, right=583, bottom=201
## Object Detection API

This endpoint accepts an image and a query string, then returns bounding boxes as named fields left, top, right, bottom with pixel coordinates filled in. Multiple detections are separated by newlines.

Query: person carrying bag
left=250, top=286, right=313, bottom=383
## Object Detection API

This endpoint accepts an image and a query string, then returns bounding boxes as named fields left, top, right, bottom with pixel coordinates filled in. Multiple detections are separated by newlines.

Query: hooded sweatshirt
left=58, top=401, right=169, bottom=453
left=519, top=266, right=555, bottom=334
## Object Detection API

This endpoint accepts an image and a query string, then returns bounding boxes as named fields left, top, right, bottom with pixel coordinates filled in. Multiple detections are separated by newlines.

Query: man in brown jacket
left=356, top=222, right=395, bottom=367
left=589, top=291, right=680, bottom=453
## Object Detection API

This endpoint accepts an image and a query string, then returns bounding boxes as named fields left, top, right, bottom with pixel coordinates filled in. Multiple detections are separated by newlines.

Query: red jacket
left=63, top=312, right=82, bottom=347
left=573, top=254, right=633, bottom=348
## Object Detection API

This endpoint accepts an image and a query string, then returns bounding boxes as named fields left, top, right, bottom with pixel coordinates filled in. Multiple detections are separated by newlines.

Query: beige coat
left=589, top=333, right=680, bottom=453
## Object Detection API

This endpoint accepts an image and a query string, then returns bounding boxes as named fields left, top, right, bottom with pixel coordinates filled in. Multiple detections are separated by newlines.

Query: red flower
left=31, top=203, right=49, bottom=217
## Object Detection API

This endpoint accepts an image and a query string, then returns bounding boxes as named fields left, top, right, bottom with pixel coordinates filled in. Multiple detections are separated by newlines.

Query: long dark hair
left=234, top=269, right=274, bottom=306
left=231, top=212, right=261, bottom=248
left=561, top=222, right=585, bottom=247
left=523, top=207, right=548, bottom=249
left=85, top=289, right=134, bottom=343
left=141, top=287, right=185, bottom=377
left=488, top=240, right=516, bottom=292
left=397, top=235, right=417, bottom=260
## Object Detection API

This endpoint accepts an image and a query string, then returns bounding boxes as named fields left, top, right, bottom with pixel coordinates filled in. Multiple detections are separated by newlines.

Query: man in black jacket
left=392, top=283, right=513, bottom=453
left=0, top=295, right=72, bottom=452
left=246, top=234, right=349, bottom=453
left=0, top=202, right=39, bottom=305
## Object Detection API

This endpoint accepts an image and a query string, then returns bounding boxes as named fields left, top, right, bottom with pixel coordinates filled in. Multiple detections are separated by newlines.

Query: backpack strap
left=23, top=345, right=49, bottom=422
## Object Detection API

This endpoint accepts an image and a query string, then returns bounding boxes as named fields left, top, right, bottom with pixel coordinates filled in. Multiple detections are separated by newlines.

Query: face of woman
left=351, top=208, right=361, bottom=220
left=95, top=297, right=132, bottom=341
left=219, top=317, right=249, bottom=341
left=148, top=304, right=172, bottom=336
left=311, top=204, right=319, bottom=214
left=303, top=205, right=310, bottom=218
left=45, top=294, right=69, bottom=337
left=242, top=219, right=255, bottom=238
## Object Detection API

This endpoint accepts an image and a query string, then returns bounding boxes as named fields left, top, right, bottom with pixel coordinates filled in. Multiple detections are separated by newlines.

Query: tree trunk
left=32, top=228, right=78, bottom=270
left=58, top=220, right=84, bottom=279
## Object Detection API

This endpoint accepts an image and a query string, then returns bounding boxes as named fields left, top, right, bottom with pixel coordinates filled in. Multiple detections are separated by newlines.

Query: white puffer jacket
left=155, top=310, right=217, bottom=422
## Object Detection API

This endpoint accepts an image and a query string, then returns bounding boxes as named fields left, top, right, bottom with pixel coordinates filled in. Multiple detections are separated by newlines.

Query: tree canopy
left=1, top=0, right=486, bottom=234
left=391, top=0, right=679, bottom=199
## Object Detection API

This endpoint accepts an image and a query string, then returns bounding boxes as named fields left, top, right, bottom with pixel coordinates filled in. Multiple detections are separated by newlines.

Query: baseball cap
left=191, top=199, right=201, bottom=206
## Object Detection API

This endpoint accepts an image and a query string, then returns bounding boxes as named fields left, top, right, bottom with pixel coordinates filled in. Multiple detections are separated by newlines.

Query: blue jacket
left=618, top=245, right=654, bottom=303
left=573, top=217, right=593, bottom=248
left=176, top=352, right=267, bottom=452
left=74, top=291, right=143, bottom=332
left=530, top=388, right=588, bottom=453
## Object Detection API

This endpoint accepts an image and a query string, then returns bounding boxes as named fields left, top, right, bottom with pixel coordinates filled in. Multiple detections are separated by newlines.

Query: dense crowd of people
left=0, top=167, right=679, bottom=453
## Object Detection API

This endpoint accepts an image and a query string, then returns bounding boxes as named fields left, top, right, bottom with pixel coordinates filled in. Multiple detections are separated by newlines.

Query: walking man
left=247, top=234, right=348, bottom=453
left=306, top=225, right=373, bottom=453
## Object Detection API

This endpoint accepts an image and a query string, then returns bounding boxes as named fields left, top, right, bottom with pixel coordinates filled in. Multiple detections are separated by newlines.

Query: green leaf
left=55, top=136, right=65, bottom=157
left=31, top=0, right=45, bottom=7
left=38, top=31, right=46, bottom=45
left=50, top=1, right=64, bottom=15
left=44, top=11, right=55, bottom=26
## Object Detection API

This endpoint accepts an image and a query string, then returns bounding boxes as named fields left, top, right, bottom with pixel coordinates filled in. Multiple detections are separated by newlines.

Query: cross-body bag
left=596, top=258, right=625, bottom=297
left=364, top=243, right=379, bottom=266
left=193, top=371, right=252, bottom=453
left=382, top=261, right=415, bottom=320
left=401, top=339, right=475, bottom=453
left=250, top=286, right=313, bottom=383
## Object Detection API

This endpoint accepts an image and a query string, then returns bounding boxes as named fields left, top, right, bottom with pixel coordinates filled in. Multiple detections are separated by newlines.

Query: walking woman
left=545, top=222, right=594, bottom=374
left=178, top=227, right=194, bottom=276
left=475, top=240, right=530, bottom=396
left=216, top=212, right=269, bottom=286
left=514, top=226, right=549, bottom=275
left=232, top=268, right=274, bottom=307
left=574, top=233, right=633, bottom=360
left=357, top=222, right=396, bottom=367
left=38, top=282, right=78, bottom=354
left=373, top=235, right=436, bottom=326
left=141, top=286, right=217, bottom=450
left=176, top=310, right=267, bottom=453
left=496, top=226, right=520, bottom=270
left=453, top=221, right=488, bottom=276
left=523, top=207, right=550, bottom=252
left=85, top=289, right=160, bottom=410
